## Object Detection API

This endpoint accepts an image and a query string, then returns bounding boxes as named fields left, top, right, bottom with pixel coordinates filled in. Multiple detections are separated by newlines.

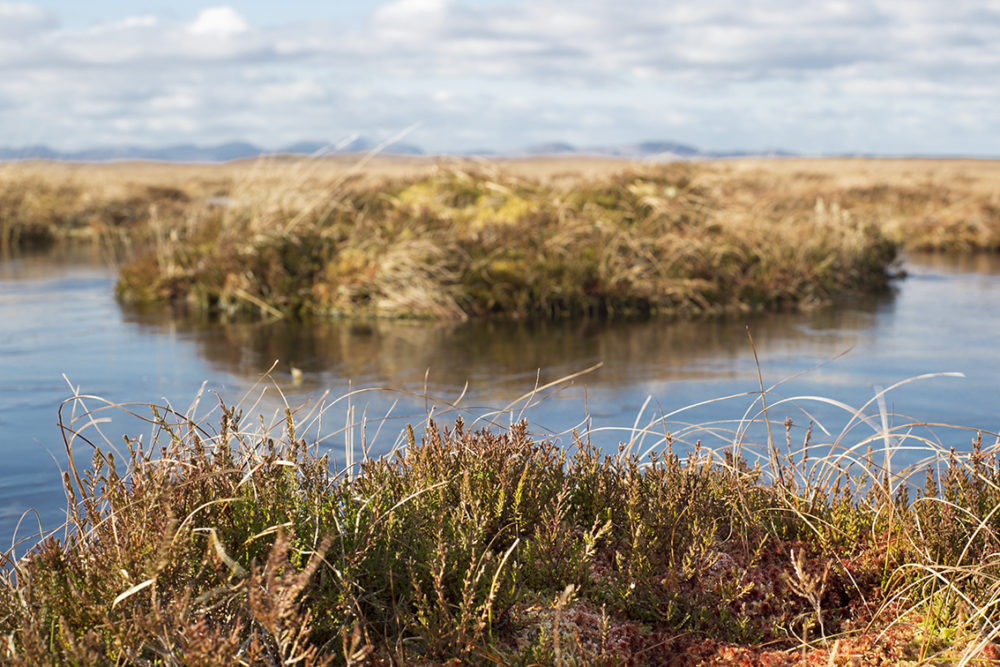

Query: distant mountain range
left=517, top=140, right=796, bottom=159
left=0, top=138, right=796, bottom=163
left=0, top=138, right=424, bottom=162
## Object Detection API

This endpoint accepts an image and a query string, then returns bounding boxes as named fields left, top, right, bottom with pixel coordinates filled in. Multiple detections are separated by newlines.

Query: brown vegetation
left=4, top=156, right=999, bottom=321
left=3, top=389, right=1000, bottom=664
left=4, top=157, right=1000, bottom=663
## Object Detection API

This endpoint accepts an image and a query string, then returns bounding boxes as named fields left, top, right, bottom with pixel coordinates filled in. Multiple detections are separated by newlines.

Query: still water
left=2, top=248, right=999, bottom=548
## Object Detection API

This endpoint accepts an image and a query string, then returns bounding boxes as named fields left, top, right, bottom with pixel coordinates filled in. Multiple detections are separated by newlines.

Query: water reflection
left=120, top=297, right=892, bottom=406
left=905, top=251, right=1000, bottom=275
left=3, top=248, right=999, bottom=549
left=0, top=244, right=123, bottom=280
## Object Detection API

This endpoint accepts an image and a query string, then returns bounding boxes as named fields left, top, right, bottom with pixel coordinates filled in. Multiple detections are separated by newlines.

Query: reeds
left=3, top=375, right=1000, bottom=664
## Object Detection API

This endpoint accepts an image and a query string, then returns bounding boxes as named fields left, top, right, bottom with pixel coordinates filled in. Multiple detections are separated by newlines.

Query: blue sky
left=2, top=1, right=999, bottom=155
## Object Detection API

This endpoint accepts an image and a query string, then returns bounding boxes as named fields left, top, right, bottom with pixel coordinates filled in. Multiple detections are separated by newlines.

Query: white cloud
left=187, top=7, right=250, bottom=36
left=1, top=0, right=999, bottom=155
left=373, top=0, right=450, bottom=26
left=98, top=15, right=159, bottom=32
left=0, top=3, right=56, bottom=37
left=147, top=91, right=199, bottom=112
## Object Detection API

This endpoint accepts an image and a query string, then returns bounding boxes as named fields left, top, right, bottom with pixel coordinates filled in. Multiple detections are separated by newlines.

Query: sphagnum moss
left=3, top=390, right=1000, bottom=665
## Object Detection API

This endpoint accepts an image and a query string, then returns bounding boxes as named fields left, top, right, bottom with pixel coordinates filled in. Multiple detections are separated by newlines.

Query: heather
left=3, top=383, right=1000, bottom=664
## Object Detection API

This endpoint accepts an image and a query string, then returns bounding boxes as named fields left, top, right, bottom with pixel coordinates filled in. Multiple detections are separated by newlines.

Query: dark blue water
left=2, top=247, right=999, bottom=550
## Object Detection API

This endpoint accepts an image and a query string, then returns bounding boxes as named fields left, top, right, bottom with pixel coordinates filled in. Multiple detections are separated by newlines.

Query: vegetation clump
left=3, top=396, right=1000, bottom=664
left=7, top=157, right=1000, bottom=320
left=0, top=168, right=192, bottom=253
left=113, top=165, right=900, bottom=320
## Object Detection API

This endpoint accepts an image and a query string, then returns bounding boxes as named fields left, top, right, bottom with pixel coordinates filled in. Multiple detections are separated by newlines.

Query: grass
left=0, top=162, right=198, bottom=254
left=5, top=156, right=1000, bottom=320
left=3, top=375, right=1000, bottom=664
left=4, top=156, right=1000, bottom=662
left=112, top=164, right=899, bottom=320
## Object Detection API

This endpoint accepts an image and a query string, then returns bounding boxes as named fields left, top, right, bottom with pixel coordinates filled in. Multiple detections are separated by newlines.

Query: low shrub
left=3, top=388, right=1000, bottom=664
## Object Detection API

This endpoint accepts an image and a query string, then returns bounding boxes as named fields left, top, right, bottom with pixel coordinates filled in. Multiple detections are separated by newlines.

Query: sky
left=1, top=1, right=999, bottom=155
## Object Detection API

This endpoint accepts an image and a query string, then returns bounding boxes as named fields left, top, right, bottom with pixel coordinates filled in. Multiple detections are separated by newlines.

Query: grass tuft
left=112, top=164, right=902, bottom=320
left=8, top=157, right=1000, bottom=320
left=3, top=379, right=1000, bottom=663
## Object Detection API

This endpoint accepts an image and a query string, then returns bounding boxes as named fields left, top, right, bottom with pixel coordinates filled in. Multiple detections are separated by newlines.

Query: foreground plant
left=2, top=386, right=1000, bottom=665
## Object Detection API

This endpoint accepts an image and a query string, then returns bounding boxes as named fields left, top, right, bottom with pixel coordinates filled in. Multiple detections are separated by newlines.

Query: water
left=2, top=247, right=999, bottom=548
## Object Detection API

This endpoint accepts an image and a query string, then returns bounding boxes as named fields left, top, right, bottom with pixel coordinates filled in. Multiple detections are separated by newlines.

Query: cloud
left=372, top=0, right=449, bottom=40
left=0, top=3, right=56, bottom=37
left=1, top=1, right=999, bottom=154
left=187, top=7, right=250, bottom=36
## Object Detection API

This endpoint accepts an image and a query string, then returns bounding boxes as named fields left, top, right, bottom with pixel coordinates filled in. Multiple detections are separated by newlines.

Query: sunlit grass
left=3, top=369, right=1000, bottom=664
left=6, top=156, right=1000, bottom=321
left=109, top=163, right=904, bottom=320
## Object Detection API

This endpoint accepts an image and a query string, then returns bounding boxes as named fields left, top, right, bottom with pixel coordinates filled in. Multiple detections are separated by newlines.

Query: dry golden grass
left=3, top=155, right=999, bottom=320
left=4, top=154, right=998, bottom=246
left=708, top=157, right=1000, bottom=251
left=7, top=154, right=1000, bottom=191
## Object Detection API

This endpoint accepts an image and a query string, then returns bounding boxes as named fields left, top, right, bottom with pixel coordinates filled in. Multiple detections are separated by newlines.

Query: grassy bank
left=4, top=157, right=1000, bottom=320
left=3, top=390, right=1000, bottom=664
